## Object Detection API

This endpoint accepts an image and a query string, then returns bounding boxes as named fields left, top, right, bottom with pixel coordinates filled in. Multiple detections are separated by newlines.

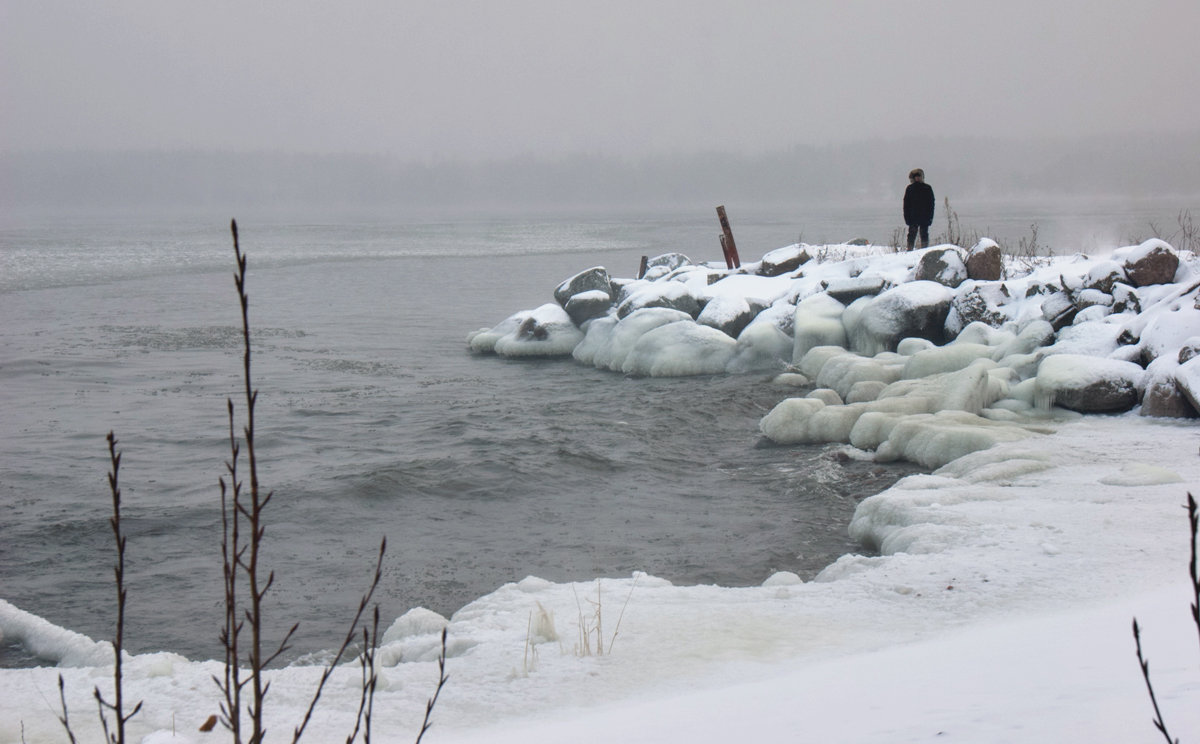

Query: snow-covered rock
left=1034, top=353, right=1145, bottom=413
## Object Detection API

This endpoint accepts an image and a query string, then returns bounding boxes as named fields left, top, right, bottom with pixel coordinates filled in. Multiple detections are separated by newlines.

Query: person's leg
left=907, top=225, right=918, bottom=250
left=919, top=225, right=929, bottom=248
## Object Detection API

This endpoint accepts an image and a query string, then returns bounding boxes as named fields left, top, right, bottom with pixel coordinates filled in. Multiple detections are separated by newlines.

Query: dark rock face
left=564, top=291, right=614, bottom=325
left=1141, top=378, right=1199, bottom=418
left=1124, top=244, right=1179, bottom=287
left=515, top=316, right=550, bottom=341
left=914, top=248, right=968, bottom=288
left=1054, top=377, right=1141, bottom=413
left=965, top=242, right=1003, bottom=281
left=554, top=267, right=614, bottom=306
left=616, top=283, right=702, bottom=319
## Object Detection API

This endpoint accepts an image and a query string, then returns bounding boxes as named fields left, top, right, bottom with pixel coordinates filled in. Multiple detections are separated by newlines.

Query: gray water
left=0, top=200, right=1188, bottom=666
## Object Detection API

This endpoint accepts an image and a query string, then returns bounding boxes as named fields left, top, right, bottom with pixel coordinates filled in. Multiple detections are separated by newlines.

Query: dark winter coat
left=903, top=181, right=935, bottom=227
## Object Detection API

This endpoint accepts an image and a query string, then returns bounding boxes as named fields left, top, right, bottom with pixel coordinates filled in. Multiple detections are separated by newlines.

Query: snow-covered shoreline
left=4, top=415, right=1197, bottom=743
left=5, top=238, right=1200, bottom=743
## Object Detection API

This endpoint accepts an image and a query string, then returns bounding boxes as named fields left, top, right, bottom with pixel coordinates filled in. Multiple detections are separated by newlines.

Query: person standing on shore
left=903, top=168, right=935, bottom=250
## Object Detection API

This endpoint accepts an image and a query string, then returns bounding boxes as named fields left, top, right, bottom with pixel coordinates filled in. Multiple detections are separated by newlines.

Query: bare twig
left=92, top=432, right=144, bottom=744
left=414, top=628, right=450, bottom=744
left=1133, top=619, right=1178, bottom=744
left=346, top=607, right=382, bottom=744
left=292, top=538, right=387, bottom=744
left=1187, top=492, right=1199, bottom=657
left=56, top=675, right=79, bottom=744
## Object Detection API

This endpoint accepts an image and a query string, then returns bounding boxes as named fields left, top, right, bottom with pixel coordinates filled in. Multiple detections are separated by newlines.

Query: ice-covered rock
left=621, top=320, right=737, bottom=377
left=697, top=294, right=759, bottom=339
left=848, top=281, right=954, bottom=355
left=823, top=275, right=889, bottom=304
left=493, top=303, right=585, bottom=357
left=617, top=280, right=701, bottom=319
left=792, top=293, right=848, bottom=363
left=564, top=289, right=613, bottom=325
left=577, top=307, right=691, bottom=371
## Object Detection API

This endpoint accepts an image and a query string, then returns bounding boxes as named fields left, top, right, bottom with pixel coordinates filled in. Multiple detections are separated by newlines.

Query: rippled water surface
left=1, top=201, right=1182, bottom=664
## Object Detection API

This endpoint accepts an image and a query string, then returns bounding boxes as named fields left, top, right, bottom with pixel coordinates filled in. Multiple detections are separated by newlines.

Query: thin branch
left=56, top=675, right=79, bottom=744
left=292, top=538, right=387, bottom=744
left=1187, top=493, right=1199, bottom=657
left=414, top=628, right=450, bottom=744
left=1133, top=619, right=1179, bottom=744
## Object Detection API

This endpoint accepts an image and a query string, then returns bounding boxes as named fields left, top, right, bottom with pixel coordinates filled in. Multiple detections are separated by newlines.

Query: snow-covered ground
left=5, top=238, right=1200, bottom=743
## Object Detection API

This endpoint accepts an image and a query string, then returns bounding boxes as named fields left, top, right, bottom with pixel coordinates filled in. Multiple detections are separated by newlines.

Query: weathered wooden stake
left=638, top=255, right=649, bottom=279
left=716, top=205, right=741, bottom=269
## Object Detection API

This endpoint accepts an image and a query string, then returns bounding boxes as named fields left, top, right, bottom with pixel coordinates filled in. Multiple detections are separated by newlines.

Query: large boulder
left=824, top=275, right=889, bottom=304
left=696, top=295, right=763, bottom=339
left=1141, top=359, right=1198, bottom=418
left=914, top=248, right=968, bottom=288
left=964, top=240, right=1003, bottom=281
left=554, top=266, right=613, bottom=306
left=641, top=252, right=693, bottom=280
left=1034, top=353, right=1144, bottom=413
left=616, top=281, right=701, bottom=319
left=758, top=244, right=811, bottom=277
left=1117, top=240, right=1180, bottom=287
left=620, top=321, right=738, bottom=377
left=564, top=290, right=614, bottom=325
left=792, top=292, right=848, bottom=362
left=945, top=281, right=1012, bottom=338
left=847, top=281, right=954, bottom=356
left=1084, top=261, right=1127, bottom=294
left=492, top=303, right=585, bottom=358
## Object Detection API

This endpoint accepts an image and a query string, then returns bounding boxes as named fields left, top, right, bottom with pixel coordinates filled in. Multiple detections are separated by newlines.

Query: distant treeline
left=3, top=133, right=1198, bottom=213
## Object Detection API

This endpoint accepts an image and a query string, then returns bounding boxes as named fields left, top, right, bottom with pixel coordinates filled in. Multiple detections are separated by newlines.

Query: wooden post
left=716, top=205, right=741, bottom=269
left=638, top=255, right=649, bottom=279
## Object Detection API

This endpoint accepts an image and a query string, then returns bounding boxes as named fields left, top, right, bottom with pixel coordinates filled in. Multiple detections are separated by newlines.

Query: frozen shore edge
left=5, top=239, right=1200, bottom=741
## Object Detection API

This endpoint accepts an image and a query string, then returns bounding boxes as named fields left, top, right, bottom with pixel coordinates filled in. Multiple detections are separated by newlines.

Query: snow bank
left=5, top=417, right=1198, bottom=744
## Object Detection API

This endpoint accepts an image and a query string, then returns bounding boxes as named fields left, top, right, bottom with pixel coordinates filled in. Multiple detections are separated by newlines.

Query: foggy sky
left=3, top=1, right=1199, bottom=160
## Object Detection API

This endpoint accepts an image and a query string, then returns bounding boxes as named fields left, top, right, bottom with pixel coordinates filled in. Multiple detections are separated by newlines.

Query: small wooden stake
left=716, top=205, right=741, bottom=269
left=638, top=255, right=649, bottom=279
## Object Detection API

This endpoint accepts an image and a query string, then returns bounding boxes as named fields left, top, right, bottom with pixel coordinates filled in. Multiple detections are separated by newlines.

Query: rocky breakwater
left=469, top=238, right=1200, bottom=468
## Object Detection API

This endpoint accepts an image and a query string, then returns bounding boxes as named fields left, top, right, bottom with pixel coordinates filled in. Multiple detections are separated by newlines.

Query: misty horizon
left=4, top=132, right=1198, bottom=219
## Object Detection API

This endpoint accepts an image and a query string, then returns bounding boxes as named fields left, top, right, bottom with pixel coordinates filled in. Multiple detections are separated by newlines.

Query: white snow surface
left=8, top=241, right=1200, bottom=742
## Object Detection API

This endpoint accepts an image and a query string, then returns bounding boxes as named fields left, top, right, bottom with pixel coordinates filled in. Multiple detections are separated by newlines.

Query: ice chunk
left=792, top=293, right=848, bottom=362
left=588, top=307, right=691, bottom=371
left=621, top=320, right=737, bottom=377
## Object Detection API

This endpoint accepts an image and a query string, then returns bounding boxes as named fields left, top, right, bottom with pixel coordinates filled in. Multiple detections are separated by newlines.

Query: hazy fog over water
left=3, top=2, right=1198, bottom=213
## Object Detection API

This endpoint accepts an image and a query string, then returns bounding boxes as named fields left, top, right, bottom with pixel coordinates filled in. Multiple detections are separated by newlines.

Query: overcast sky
left=3, top=1, right=1199, bottom=160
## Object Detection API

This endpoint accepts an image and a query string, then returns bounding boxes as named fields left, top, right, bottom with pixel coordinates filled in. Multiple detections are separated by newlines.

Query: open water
left=0, top=200, right=1188, bottom=666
